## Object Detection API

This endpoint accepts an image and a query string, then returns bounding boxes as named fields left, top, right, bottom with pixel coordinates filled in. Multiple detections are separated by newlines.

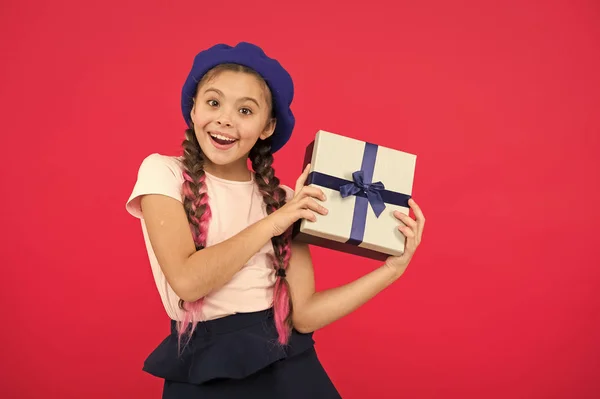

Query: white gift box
left=292, top=130, right=417, bottom=261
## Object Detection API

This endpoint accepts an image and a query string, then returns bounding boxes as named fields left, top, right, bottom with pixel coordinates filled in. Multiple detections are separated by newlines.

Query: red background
left=1, top=0, right=599, bottom=398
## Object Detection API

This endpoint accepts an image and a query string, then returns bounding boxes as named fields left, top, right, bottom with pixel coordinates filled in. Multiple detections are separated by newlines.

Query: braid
left=250, top=138, right=294, bottom=345
left=177, top=128, right=213, bottom=349
left=181, top=128, right=212, bottom=250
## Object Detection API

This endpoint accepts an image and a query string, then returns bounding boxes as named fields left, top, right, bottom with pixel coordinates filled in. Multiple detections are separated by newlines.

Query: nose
left=216, top=112, right=233, bottom=128
left=216, top=119, right=232, bottom=127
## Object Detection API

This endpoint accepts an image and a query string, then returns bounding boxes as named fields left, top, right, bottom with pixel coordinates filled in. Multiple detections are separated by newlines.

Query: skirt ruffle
left=142, top=308, right=316, bottom=385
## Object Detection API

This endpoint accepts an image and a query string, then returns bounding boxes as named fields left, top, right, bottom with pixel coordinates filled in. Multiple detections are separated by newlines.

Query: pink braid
left=177, top=129, right=213, bottom=351
left=269, top=227, right=293, bottom=344
left=251, top=140, right=295, bottom=345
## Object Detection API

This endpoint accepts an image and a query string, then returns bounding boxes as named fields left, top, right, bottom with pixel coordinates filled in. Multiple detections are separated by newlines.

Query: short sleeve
left=125, top=153, right=184, bottom=219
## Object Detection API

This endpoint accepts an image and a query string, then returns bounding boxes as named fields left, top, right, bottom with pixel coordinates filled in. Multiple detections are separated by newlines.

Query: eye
left=239, top=107, right=253, bottom=115
left=207, top=99, right=219, bottom=107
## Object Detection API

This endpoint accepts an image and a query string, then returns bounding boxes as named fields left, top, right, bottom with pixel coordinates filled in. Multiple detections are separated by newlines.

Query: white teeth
left=210, top=132, right=236, bottom=142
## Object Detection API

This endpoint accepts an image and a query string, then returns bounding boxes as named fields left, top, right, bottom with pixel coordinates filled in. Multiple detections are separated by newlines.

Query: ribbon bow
left=340, top=170, right=386, bottom=217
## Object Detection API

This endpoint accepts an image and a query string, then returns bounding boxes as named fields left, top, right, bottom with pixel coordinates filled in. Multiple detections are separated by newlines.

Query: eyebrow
left=203, top=87, right=261, bottom=109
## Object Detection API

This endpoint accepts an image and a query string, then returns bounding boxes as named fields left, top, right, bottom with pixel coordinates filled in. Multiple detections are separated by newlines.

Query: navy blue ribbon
left=305, top=142, right=411, bottom=246
left=339, top=170, right=386, bottom=217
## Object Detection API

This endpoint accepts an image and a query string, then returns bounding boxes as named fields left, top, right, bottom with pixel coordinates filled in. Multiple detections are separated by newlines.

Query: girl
left=126, top=42, right=425, bottom=399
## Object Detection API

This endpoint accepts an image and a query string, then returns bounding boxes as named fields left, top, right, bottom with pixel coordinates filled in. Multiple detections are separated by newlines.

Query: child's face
left=190, top=70, right=275, bottom=169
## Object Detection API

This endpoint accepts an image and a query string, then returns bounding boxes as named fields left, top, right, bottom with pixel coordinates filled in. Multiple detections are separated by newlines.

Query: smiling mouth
left=208, top=131, right=238, bottom=146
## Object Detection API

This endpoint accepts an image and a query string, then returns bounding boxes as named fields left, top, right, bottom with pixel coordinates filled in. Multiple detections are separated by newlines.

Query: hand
left=266, top=163, right=329, bottom=237
left=384, top=198, right=425, bottom=278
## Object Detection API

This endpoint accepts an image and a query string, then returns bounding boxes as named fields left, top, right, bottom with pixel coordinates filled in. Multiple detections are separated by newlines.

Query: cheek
left=192, top=109, right=205, bottom=125
left=193, top=118, right=213, bottom=136
left=240, top=118, right=267, bottom=137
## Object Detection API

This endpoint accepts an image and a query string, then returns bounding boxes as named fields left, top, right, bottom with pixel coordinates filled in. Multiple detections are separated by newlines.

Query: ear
left=190, top=99, right=196, bottom=121
left=260, top=117, right=277, bottom=140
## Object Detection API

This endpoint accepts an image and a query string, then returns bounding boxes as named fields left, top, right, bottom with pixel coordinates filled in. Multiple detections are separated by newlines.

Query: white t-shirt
left=126, top=153, right=293, bottom=321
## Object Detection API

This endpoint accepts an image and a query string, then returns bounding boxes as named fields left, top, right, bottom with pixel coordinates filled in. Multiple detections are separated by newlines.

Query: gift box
left=292, top=130, right=417, bottom=261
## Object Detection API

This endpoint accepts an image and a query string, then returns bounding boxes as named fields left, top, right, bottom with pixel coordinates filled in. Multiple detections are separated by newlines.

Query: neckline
left=174, top=156, right=254, bottom=185
left=203, top=169, right=255, bottom=185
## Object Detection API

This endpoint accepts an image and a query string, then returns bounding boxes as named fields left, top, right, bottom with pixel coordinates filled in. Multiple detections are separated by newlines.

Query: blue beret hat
left=181, top=42, right=295, bottom=153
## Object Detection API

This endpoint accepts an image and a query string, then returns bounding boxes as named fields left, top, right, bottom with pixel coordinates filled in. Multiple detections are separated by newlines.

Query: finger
left=294, top=163, right=311, bottom=193
left=398, top=224, right=415, bottom=239
left=409, top=198, right=425, bottom=224
left=394, top=210, right=417, bottom=229
left=300, top=209, right=317, bottom=222
left=399, top=215, right=420, bottom=246
left=294, top=163, right=311, bottom=191
left=394, top=211, right=421, bottom=246
left=298, top=185, right=327, bottom=202
left=302, top=197, right=328, bottom=215
left=399, top=225, right=417, bottom=256
left=408, top=198, right=425, bottom=243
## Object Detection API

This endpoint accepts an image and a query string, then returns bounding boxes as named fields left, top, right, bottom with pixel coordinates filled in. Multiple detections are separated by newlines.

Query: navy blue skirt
left=143, top=308, right=342, bottom=398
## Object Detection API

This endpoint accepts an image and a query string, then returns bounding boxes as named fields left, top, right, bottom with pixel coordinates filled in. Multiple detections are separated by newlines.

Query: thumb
left=294, top=163, right=311, bottom=193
